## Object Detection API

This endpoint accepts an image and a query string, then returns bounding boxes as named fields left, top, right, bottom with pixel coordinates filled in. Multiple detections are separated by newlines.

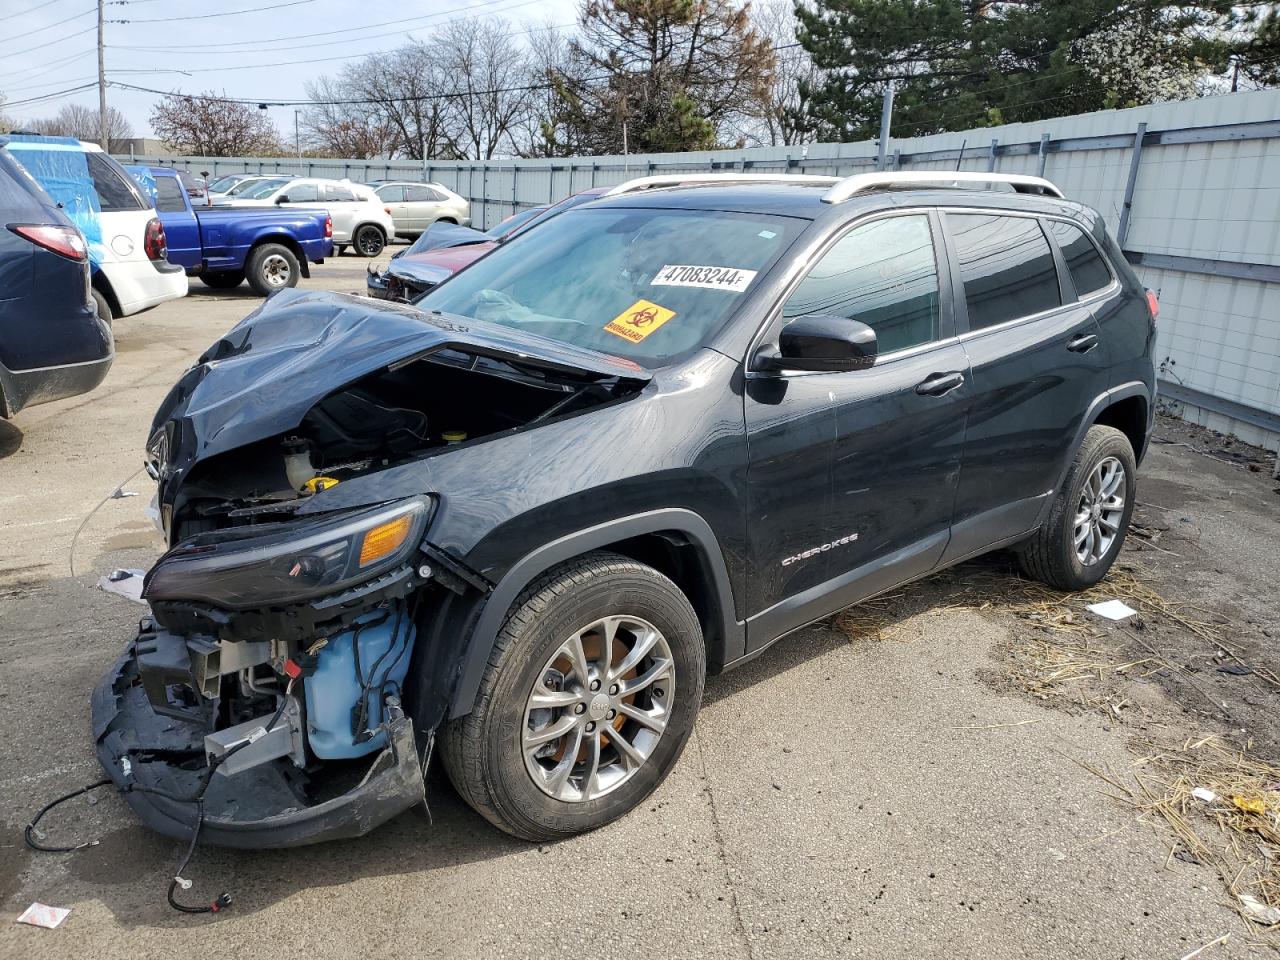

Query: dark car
left=366, top=202, right=552, bottom=302
left=93, top=172, right=1156, bottom=850
left=0, top=137, right=112, bottom=418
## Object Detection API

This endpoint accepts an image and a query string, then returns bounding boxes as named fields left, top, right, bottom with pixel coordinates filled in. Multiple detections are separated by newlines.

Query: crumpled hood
left=151, top=288, right=650, bottom=468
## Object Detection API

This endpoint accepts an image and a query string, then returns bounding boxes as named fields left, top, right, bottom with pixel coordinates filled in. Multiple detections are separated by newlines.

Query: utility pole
left=877, top=81, right=895, bottom=172
left=97, top=0, right=108, bottom=150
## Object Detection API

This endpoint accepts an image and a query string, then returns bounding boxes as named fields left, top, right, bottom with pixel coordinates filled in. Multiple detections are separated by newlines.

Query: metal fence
left=118, top=89, right=1280, bottom=455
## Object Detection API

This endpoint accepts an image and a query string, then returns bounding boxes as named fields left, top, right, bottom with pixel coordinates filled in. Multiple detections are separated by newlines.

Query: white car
left=6, top=138, right=188, bottom=323
left=206, top=172, right=265, bottom=197
left=219, top=177, right=396, bottom=256
left=369, top=181, right=470, bottom=237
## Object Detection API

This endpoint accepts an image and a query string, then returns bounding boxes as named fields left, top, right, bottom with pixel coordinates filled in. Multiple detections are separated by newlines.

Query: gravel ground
left=1, top=254, right=1277, bottom=959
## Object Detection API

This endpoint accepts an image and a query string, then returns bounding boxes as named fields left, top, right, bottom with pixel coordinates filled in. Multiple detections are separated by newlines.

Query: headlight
left=143, top=496, right=432, bottom=610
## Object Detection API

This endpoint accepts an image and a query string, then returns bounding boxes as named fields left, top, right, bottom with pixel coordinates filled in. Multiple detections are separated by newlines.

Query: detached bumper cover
left=91, top=644, right=426, bottom=849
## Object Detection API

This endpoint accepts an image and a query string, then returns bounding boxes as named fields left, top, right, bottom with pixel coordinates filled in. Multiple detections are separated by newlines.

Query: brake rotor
left=549, top=626, right=638, bottom=763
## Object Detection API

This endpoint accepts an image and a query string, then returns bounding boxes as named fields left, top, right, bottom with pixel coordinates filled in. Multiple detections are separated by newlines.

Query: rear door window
left=783, top=213, right=941, bottom=355
left=323, top=184, right=355, bottom=202
left=284, top=182, right=319, bottom=202
left=407, top=185, right=444, bottom=202
left=1044, top=220, right=1112, bottom=298
left=154, top=176, right=187, bottom=213
left=947, top=213, right=1060, bottom=330
left=86, top=152, right=146, bottom=212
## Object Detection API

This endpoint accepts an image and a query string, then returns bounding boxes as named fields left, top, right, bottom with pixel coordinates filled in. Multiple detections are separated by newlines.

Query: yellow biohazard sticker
left=604, top=299, right=676, bottom=344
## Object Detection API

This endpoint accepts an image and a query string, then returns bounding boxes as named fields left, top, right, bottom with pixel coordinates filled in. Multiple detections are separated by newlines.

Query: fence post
left=511, top=164, right=518, bottom=216
left=877, top=82, right=895, bottom=171
left=892, top=148, right=901, bottom=170
left=1037, top=133, right=1050, bottom=177
left=987, top=138, right=999, bottom=172
left=590, top=162, right=597, bottom=187
left=1117, top=122, right=1147, bottom=248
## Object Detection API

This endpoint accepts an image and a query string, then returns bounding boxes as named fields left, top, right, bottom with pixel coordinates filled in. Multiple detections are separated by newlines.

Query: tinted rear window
left=86, top=151, right=147, bottom=212
left=154, top=176, right=187, bottom=213
left=948, top=213, right=1060, bottom=330
left=1045, top=220, right=1112, bottom=298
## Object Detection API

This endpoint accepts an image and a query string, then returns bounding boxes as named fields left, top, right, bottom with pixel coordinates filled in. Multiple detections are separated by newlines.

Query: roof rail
left=604, top=172, right=840, bottom=196
left=821, top=171, right=1064, bottom=204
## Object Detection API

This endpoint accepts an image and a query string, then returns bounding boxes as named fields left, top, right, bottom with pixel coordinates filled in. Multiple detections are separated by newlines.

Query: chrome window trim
left=745, top=207, right=953, bottom=376
left=939, top=206, right=1120, bottom=342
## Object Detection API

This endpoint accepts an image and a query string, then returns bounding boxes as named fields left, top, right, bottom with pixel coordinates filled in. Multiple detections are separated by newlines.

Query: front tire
left=353, top=225, right=385, bottom=257
left=441, top=552, right=705, bottom=841
left=245, top=243, right=299, bottom=296
left=1017, top=424, right=1136, bottom=590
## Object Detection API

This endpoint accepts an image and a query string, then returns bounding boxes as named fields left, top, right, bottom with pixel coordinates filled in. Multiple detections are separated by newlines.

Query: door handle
left=1067, top=333, right=1099, bottom=353
left=915, top=371, right=965, bottom=396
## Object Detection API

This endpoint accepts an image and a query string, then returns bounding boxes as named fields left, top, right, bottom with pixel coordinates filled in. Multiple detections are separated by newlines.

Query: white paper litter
left=1087, top=599, right=1137, bottom=621
left=1239, top=893, right=1280, bottom=926
left=96, top=568, right=147, bottom=605
left=1192, top=787, right=1217, bottom=802
left=16, top=903, right=69, bottom=929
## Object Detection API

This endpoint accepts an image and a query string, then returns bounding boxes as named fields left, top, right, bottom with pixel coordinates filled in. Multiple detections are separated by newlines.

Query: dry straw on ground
left=1082, top=735, right=1280, bottom=924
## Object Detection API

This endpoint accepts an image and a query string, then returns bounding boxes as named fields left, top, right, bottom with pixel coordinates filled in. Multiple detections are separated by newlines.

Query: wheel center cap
left=587, top=693, right=610, bottom=721
left=1091, top=503, right=1102, bottom=520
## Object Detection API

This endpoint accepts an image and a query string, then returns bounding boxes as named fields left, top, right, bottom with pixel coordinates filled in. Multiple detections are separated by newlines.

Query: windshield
left=236, top=178, right=288, bottom=199
left=209, top=174, right=245, bottom=192
left=418, top=206, right=801, bottom=366
left=486, top=206, right=546, bottom=239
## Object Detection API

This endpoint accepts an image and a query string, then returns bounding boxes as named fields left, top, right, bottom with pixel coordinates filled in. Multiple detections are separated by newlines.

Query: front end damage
left=93, top=289, right=649, bottom=847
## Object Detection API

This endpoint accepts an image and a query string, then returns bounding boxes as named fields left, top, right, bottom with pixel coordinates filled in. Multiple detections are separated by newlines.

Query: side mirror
left=756, top=314, right=878, bottom=372
left=275, top=195, right=289, bottom=204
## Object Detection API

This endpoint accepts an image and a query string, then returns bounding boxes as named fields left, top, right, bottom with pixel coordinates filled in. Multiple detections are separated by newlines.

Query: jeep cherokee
left=93, top=171, right=1157, bottom=847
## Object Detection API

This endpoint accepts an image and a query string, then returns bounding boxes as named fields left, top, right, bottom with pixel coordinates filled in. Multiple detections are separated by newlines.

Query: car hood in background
left=402, top=220, right=490, bottom=254
left=151, top=288, right=650, bottom=467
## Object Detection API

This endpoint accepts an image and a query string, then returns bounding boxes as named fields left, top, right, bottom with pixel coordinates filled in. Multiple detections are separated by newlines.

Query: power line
left=4, top=81, right=99, bottom=108
left=5, top=23, right=97, bottom=57
left=0, top=0, right=59, bottom=23
left=0, top=4, right=95, bottom=44
left=108, top=0, right=317, bottom=24
left=104, top=0, right=544, bottom=50
left=0, top=47, right=93, bottom=81
left=113, top=3, right=564, bottom=57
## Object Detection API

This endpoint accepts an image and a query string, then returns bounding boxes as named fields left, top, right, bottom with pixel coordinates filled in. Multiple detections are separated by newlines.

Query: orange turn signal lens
left=358, top=514, right=413, bottom=567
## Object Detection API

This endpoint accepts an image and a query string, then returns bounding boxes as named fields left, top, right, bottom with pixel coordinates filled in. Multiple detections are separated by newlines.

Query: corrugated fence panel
left=118, top=88, right=1280, bottom=453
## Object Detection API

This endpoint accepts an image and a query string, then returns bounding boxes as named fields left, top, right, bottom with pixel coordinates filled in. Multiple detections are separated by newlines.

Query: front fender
left=442, top=508, right=742, bottom=720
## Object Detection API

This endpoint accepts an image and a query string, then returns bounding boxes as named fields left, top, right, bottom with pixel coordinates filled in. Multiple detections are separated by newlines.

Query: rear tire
left=199, top=270, right=244, bottom=289
left=1016, top=424, right=1136, bottom=590
left=90, top=289, right=113, bottom=326
left=440, top=551, right=705, bottom=842
left=245, top=243, right=299, bottom=296
left=353, top=224, right=385, bottom=257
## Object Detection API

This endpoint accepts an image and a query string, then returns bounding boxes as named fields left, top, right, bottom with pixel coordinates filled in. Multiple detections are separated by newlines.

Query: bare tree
left=150, top=92, right=280, bottom=156
left=437, top=18, right=531, bottom=159
left=30, top=102, right=133, bottom=150
left=745, top=0, right=821, bottom=146
left=515, top=21, right=576, bottom=157
left=302, top=76, right=404, bottom=158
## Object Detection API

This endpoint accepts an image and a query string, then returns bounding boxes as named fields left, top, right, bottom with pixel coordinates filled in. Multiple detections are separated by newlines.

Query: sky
left=1, top=0, right=581, bottom=141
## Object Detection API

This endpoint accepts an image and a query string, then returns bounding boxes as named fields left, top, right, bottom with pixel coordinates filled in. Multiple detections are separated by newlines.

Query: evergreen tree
left=554, top=0, right=776, bottom=154
left=792, top=0, right=1237, bottom=141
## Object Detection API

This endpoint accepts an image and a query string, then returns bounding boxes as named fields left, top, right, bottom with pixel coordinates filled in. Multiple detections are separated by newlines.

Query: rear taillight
left=8, top=223, right=87, bottom=261
left=1145, top=288, right=1159, bottom=324
left=143, top=217, right=167, bottom=261
left=324, top=216, right=332, bottom=238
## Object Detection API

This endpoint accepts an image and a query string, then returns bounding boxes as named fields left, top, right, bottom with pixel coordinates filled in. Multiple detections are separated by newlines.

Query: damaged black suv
left=96, top=171, right=1157, bottom=846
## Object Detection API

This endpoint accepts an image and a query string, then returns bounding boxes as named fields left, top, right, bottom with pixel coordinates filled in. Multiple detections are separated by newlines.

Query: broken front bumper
left=92, top=640, right=427, bottom=849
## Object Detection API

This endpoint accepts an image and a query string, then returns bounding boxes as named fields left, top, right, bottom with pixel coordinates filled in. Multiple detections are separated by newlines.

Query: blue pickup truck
left=127, top=166, right=332, bottom=296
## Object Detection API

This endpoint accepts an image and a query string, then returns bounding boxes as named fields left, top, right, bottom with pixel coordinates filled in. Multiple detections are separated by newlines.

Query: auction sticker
left=604, top=299, right=676, bottom=344
left=651, top=265, right=757, bottom=293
